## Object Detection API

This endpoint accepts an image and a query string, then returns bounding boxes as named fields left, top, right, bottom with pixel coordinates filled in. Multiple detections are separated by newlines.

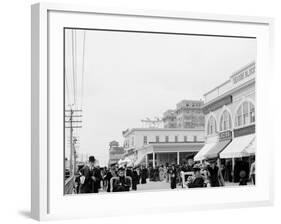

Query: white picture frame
left=31, top=2, right=275, bottom=221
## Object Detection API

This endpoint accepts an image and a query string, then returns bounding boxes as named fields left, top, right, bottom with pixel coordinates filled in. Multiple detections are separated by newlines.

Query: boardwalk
left=137, top=181, right=171, bottom=191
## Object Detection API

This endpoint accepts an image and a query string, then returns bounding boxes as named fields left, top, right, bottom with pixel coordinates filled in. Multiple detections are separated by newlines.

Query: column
left=145, top=154, right=148, bottom=168
left=232, top=158, right=235, bottom=182
left=177, top=151, right=180, bottom=165
left=152, top=152, right=155, bottom=168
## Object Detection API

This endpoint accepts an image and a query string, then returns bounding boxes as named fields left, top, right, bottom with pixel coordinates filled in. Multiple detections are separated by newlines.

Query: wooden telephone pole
left=65, top=109, right=82, bottom=176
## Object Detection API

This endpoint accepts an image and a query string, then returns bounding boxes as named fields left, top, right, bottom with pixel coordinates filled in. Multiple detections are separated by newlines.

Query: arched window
left=220, top=110, right=232, bottom=131
left=207, top=115, right=217, bottom=135
left=235, top=101, right=255, bottom=127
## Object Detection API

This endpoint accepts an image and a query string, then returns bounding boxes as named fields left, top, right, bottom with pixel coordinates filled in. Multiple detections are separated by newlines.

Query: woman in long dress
left=159, top=165, right=165, bottom=181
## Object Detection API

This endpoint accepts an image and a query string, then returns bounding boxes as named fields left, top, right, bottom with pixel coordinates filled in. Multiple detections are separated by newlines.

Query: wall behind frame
left=0, top=0, right=280, bottom=224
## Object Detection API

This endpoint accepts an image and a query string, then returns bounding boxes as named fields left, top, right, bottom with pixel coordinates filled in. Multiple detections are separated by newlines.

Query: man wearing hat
left=79, top=156, right=101, bottom=193
left=169, top=164, right=177, bottom=189
left=187, top=166, right=205, bottom=188
left=110, top=167, right=132, bottom=192
left=205, top=158, right=224, bottom=187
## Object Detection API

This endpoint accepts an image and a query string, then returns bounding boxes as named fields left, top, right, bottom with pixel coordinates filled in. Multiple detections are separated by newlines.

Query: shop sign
left=203, top=95, right=232, bottom=114
left=219, top=130, right=232, bottom=141
left=234, top=124, right=255, bottom=137
left=231, top=63, right=255, bottom=85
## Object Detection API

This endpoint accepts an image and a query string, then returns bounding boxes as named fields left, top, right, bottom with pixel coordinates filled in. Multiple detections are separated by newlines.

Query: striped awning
left=245, top=136, right=256, bottom=154
left=205, top=140, right=231, bottom=159
left=220, top=134, right=255, bottom=158
left=194, top=142, right=217, bottom=161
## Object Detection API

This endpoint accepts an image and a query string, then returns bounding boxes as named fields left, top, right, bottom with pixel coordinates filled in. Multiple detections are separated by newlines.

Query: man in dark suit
left=187, top=167, right=205, bottom=188
left=140, top=166, right=148, bottom=184
left=111, top=168, right=132, bottom=192
left=131, top=167, right=139, bottom=190
left=79, top=156, right=101, bottom=193
left=169, top=164, right=177, bottom=189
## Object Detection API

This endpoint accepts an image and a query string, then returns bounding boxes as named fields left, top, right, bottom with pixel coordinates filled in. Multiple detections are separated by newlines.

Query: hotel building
left=163, top=100, right=205, bottom=129
left=122, top=99, right=205, bottom=167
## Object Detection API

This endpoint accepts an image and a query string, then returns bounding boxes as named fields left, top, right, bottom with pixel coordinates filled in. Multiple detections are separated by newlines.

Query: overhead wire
left=71, top=29, right=77, bottom=106
left=80, top=30, right=86, bottom=110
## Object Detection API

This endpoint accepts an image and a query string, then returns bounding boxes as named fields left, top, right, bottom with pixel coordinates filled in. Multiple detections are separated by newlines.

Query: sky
left=64, top=29, right=256, bottom=166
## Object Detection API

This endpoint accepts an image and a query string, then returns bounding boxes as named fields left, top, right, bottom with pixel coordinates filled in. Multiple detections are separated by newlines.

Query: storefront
left=194, top=130, right=232, bottom=160
left=206, top=130, right=232, bottom=159
left=219, top=125, right=255, bottom=182
left=194, top=62, right=256, bottom=183
left=134, top=142, right=204, bottom=167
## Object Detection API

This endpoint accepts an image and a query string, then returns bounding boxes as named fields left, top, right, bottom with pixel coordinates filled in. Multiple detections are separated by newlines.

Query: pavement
left=135, top=180, right=253, bottom=191
left=137, top=180, right=171, bottom=191
left=98, top=179, right=254, bottom=194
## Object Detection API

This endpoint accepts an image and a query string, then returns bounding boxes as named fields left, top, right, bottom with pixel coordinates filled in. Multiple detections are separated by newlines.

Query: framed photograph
left=31, top=2, right=274, bottom=221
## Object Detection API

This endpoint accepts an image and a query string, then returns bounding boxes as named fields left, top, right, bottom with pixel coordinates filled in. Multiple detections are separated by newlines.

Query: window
left=143, top=136, right=147, bottom=145
left=156, top=136, right=160, bottom=143
left=175, top=136, right=178, bottom=142
left=193, top=136, right=197, bottom=142
left=236, top=106, right=243, bottom=127
left=220, top=110, right=232, bottom=131
left=250, top=103, right=255, bottom=123
left=235, top=101, right=255, bottom=127
left=242, top=102, right=249, bottom=125
left=165, top=136, right=169, bottom=142
left=131, top=136, right=134, bottom=146
left=184, top=136, right=188, bottom=142
left=207, top=115, right=217, bottom=135
left=124, top=140, right=128, bottom=148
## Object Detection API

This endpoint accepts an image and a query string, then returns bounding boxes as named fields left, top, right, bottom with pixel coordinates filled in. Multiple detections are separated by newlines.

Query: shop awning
left=194, top=142, right=217, bottom=161
left=205, top=140, right=231, bottom=159
left=220, top=134, right=255, bottom=159
left=245, top=136, right=256, bottom=154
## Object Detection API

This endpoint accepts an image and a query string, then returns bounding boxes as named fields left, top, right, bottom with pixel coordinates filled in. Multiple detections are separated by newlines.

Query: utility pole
left=65, top=109, right=82, bottom=176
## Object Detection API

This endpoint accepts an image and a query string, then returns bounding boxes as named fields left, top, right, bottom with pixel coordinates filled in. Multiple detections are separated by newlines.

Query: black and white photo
left=63, top=28, right=256, bottom=194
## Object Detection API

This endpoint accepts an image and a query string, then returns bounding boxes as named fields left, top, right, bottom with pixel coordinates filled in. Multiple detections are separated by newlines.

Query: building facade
left=163, top=100, right=204, bottom=129
left=194, top=61, right=256, bottom=182
left=122, top=128, right=205, bottom=167
left=108, top=140, right=125, bottom=166
left=162, top=110, right=177, bottom=128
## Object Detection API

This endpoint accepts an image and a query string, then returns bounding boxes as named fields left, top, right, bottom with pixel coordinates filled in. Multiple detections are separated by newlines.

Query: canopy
left=205, top=140, right=231, bottom=159
left=220, top=134, right=255, bottom=159
left=194, top=142, right=217, bottom=161
left=245, top=136, right=256, bottom=154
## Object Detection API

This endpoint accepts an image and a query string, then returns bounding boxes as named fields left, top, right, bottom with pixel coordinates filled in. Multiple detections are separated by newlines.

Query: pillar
left=177, top=151, right=180, bottom=165
left=232, top=158, right=235, bottom=182
left=152, top=152, right=155, bottom=168
left=145, top=154, right=148, bottom=168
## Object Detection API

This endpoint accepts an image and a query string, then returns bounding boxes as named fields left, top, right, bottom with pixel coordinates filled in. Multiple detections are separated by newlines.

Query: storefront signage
left=231, top=63, right=255, bottom=85
left=234, top=124, right=255, bottom=137
left=219, top=130, right=232, bottom=141
left=203, top=95, right=232, bottom=114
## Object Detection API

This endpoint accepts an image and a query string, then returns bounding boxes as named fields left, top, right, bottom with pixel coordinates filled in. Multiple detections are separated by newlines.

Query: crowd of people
left=73, top=155, right=255, bottom=194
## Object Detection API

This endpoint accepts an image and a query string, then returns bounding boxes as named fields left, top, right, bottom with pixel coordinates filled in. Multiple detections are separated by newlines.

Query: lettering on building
left=234, top=124, right=255, bottom=138
left=231, top=63, right=255, bottom=85
left=219, top=130, right=232, bottom=141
